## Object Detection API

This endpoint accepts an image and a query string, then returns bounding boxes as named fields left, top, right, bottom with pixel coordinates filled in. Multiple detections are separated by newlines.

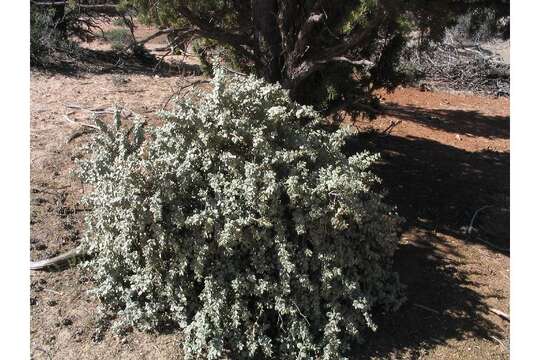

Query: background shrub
left=104, top=28, right=135, bottom=51
left=30, top=5, right=78, bottom=66
left=30, top=6, right=54, bottom=65
left=77, top=71, right=404, bottom=359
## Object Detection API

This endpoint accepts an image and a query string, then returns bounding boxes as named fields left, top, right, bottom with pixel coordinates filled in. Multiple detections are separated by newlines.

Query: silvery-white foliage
left=77, top=69, right=404, bottom=359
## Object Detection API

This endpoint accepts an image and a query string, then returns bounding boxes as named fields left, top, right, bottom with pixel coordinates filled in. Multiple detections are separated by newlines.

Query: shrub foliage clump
left=78, top=70, right=403, bottom=359
left=30, top=6, right=77, bottom=66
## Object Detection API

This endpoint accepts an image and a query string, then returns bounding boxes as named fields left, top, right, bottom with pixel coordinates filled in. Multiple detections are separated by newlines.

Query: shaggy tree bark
left=160, top=0, right=385, bottom=97
left=119, top=0, right=510, bottom=99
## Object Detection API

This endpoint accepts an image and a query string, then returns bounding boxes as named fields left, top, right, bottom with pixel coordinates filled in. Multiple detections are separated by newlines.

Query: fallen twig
left=64, top=103, right=111, bottom=112
left=381, top=120, right=402, bottom=136
left=408, top=42, right=509, bottom=96
left=64, top=104, right=136, bottom=118
left=105, top=89, right=146, bottom=94
left=43, top=288, right=63, bottom=296
left=490, top=335, right=507, bottom=350
left=464, top=205, right=510, bottom=252
left=30, top=247, right=85, bottom=271
left=413, top=303, right=440, bottom=315
left=31, top=187, right=65, bottom=198
left=67, top=127, right=96, bottom=143
left=153, top=48, right=173, bottom=73
left=64, top=103, right=83, bottom=110
left=131, top=28, right=176, bottom=48
left=222, top=66, right=247, bottom=76
left=489, top=308, right=510, bottom=322
left=63, top=115, right=100, bottom=130
left=467, top=205, right=492, bottom=234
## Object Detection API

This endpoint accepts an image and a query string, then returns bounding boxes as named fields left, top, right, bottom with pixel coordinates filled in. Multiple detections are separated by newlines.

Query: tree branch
left=314, top=57, right=374, bottom=67
left=291, top=0, right=326, bottom=62
left=324, top=7, right=386, bottom=59
left=287, top=56, right=373, bottom=90
left=176, top=6, right=254, bottom=54
left=129, top=27, right=195, bottom=52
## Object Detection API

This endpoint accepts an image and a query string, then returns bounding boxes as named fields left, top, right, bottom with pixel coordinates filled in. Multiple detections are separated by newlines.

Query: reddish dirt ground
left=30, top=21, right=509, bottom=360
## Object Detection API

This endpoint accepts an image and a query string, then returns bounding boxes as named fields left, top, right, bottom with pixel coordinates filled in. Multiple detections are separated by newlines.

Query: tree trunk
left=252, top=0, right=282, bottom=83
left=53, top=3, right=67, bottom=38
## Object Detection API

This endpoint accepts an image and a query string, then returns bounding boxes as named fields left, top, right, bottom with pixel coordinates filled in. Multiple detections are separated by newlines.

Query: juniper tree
left=121, top=0, right=509, bottom=108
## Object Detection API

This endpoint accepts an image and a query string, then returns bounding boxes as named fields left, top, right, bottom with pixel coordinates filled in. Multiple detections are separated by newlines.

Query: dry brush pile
left=405, top=41, right=509, bottom=96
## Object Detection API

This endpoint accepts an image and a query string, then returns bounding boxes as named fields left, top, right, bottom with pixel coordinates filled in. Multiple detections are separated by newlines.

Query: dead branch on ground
left=63, top=115, right=100, bottom=130
left=489, top=308, right=510, bottom=322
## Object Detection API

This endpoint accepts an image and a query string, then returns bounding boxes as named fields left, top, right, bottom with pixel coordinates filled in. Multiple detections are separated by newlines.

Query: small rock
left=47, top=299, right=58, bottom=307
left=62, top=318, right=73, bottom=326
left=455, top=134, right=462, bottom=141
left=30, top=297, right=37, bottom=306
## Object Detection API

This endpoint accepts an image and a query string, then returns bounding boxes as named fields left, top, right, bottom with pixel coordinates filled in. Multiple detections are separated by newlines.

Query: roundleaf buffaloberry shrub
left=77, top=70, right=404, bottom=359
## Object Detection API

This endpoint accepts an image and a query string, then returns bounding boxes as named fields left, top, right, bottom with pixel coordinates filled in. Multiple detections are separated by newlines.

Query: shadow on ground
left=34, top=47, right=202, bottom=78
left=344, top=129, right=509, bottom=357
left=345, top=132, right=509, bottom=255
left=360, top=230, right=505, bottom=358
left=382, top=102, right=509, bottom=139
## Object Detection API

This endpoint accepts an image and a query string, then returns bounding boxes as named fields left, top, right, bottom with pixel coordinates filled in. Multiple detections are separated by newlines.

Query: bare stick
left=222, top=66, right=247, bottom=76
left=64, top=103, right=83, bottom=110
left=67, top=128, right=96, bottom=143
left=489, top=308, right=510, bottom=322
left=413, top=303, right=440, bottom=315
left=43, top=288, right=63, bottom=296
left=105, top=89, right=146, bottom=94
left=381, top=120, right=402, bottom=136
left=490, top=335, right=506, bottom=349
left=64, top=103, right=112, bottom=112
left=153, top=48, right=173, bottom=73
left=132, top=28, right=176, bottom=48
left=30, top=247, right=84, bottom=271
left=63, top=115, right=100, bottom=130
left=467, top=205, right=492, bottom=234
left=314, top=56, right=374, bottom=68
left=465, top=205, right=510, bottom=252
